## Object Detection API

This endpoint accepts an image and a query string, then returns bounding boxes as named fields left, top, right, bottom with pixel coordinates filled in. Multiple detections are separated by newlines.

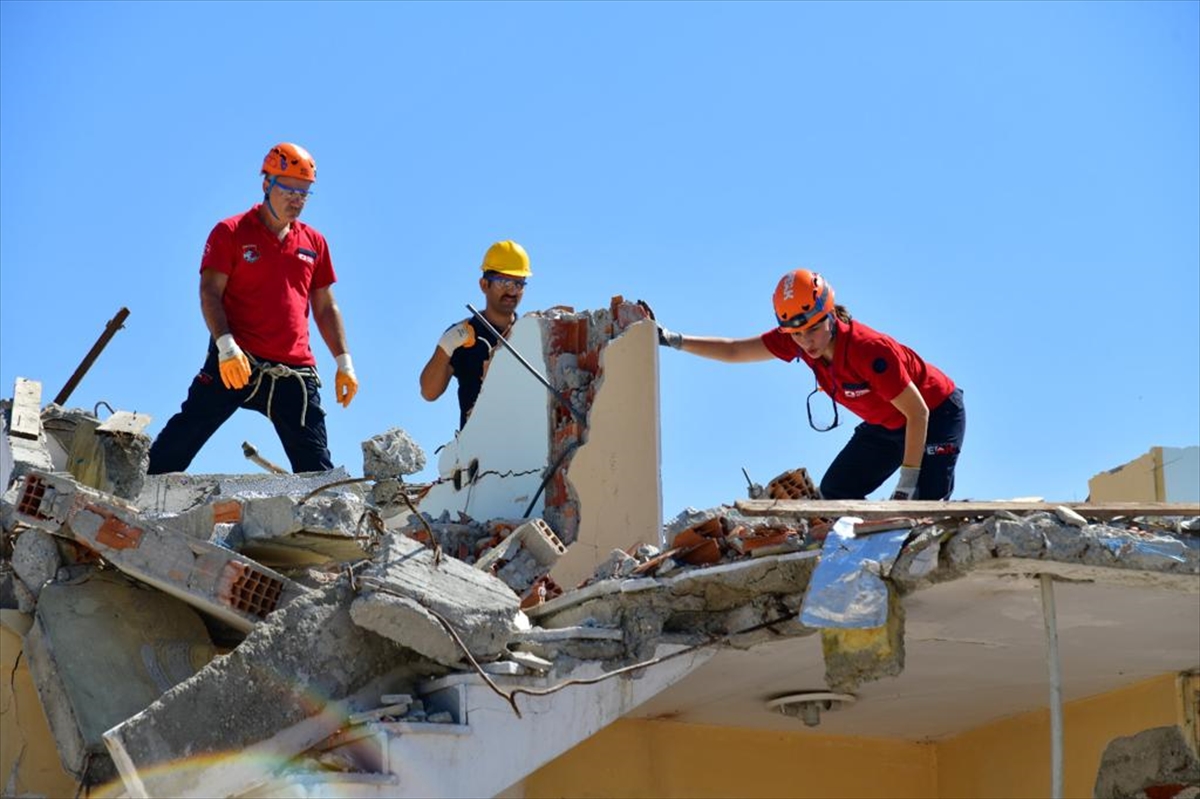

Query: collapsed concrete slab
left=103, top=578, right=441, bottom=799
left=134, top=466, right=356, bottom=517
left=13, top=471, right=306, bottom=632
left=24, top=570, right=215, bottom=786
left=350, top=532, right=522, bottom=667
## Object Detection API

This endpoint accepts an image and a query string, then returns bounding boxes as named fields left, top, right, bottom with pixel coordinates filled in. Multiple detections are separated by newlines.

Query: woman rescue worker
left=655, top=268, right=965, bottom=500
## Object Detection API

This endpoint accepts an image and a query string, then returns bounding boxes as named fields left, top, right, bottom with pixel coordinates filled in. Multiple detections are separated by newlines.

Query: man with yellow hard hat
left=419, top=240, right=530, bottom=429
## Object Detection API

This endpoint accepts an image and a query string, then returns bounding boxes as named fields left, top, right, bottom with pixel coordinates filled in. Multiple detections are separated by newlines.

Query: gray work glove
left=635, top=299, right=683, bottom=349
left=658, top=325, right=683, bottom=349
left=891, top=466, right=920, bottom=501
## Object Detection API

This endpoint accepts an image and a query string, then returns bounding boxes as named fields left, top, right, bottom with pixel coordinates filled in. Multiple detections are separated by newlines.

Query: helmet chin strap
left=263, top=175, right=281, bottom=221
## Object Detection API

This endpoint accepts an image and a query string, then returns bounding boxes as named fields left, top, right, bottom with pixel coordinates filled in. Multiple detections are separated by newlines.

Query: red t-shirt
left=200, top=205, right=336, bottom=366
left=761, top=318, right=955, bottom=430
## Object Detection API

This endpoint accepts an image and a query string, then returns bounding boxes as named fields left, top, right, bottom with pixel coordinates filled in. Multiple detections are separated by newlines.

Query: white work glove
left=216, top=334, right=251, bottom=390
left=334, top=353, right=358, bottom=408
left=438, top=321, right=476, bottom=357
left=891, top=466, right=921, bottom=501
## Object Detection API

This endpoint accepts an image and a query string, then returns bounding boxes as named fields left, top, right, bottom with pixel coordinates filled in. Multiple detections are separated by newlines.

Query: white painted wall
left=1162, top=445, right=1200, bottom=502
left=418, top=318, right=552, bottom=523
left=0, top=416, right=12, bottom=494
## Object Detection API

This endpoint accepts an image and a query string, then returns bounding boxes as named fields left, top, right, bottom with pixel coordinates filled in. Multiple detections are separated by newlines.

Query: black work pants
left=819, top=388, right=966, bottom=501
left=147, top=343, right=333, bottom=475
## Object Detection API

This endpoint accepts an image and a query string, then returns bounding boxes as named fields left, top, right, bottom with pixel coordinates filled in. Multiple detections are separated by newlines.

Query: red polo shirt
left=761, top=318, right=955, bottom=430
left=200, top=205, right=336, bottom=366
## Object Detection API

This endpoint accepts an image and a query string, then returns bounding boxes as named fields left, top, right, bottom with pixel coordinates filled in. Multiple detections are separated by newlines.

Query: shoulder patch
left=872, top=357, right=888, bottom=374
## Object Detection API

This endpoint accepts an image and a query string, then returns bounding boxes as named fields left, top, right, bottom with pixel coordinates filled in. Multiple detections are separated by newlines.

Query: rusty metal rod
left=241, top=441, right=288, bottom=475
left=53, top=307, right=130, bottom=406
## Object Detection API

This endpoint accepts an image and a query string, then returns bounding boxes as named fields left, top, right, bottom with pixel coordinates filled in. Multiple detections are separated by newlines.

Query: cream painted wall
left=0, top=622, right=79, bottom=799
left=554, top=321, right=662, bottom=589
left=523, top=674, right=1183, bottom=799
left=523, top=719, right=938, bottom=799
left=1088, top=448, right=1162, bottom=502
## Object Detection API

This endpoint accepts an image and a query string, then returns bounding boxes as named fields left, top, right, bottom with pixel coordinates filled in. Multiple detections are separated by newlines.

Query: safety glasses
left=269, top=178, right=314, bottom=200
left=486, top=274, right=527, bottom=291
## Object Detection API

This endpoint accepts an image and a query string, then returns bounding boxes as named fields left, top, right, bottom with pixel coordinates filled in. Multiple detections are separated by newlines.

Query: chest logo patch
left=872, top=357, right=888, bottom=374
left=297, top=247, right=317, bottom=265
left=242, top=245, right=260, bottom=263
left=842, top=380, right=871, bottom=398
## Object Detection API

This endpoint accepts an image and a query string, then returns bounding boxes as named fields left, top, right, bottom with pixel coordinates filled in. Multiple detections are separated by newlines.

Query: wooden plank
left=10, top=377, right=42, bottom=440
left=96, top=410, right=153, bottom=435
left=734, top=499, right=1200, bottom=520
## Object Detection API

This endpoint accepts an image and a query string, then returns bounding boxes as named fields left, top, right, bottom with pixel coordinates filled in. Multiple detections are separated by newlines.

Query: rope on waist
left=244, top=356, right=320, bottom=428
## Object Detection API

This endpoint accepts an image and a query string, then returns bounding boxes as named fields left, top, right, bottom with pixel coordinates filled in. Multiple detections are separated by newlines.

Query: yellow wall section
left=937, top=673, right=1181, bottom=799
left=523, top=674, right=1180, bottom=799
left=523, top=719, right=937, bottom=799
left=1087, top=447, right=1162, bottom=502
left=0, top=624, right=79, bottom=799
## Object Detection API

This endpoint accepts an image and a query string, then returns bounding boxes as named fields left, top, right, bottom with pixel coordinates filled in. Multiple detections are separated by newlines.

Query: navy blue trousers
left=147, top=343, right=333, bottom=475
left=819, top=388, right=966, bottom=500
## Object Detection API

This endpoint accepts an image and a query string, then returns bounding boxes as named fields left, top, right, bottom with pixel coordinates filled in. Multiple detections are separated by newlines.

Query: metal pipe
left=465, top=304, right=586, bottom=426
left=1040, top=573, right=1064, bottom=799
left=241, top=441, right=287, bottom=475
left=54, top=307, right=130, bottom=406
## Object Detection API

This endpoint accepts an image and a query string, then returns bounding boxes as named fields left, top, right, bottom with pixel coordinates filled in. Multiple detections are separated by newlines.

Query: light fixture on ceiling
left=766, top=692, right=856, bottom=727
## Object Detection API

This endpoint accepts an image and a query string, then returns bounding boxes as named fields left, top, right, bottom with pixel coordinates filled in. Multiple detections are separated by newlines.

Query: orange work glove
left=216, top=334, right=251, bottom=390
left=335, top=353, right=358, bottom=408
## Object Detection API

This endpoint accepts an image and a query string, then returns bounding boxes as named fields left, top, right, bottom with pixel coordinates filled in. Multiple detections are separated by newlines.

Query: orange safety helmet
left=773, top=269, right=834, bottom=331
left=262, top=143, right=317, bottom=182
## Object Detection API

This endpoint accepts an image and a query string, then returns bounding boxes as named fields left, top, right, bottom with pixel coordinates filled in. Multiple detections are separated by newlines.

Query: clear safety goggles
left=269, top=178, right=314, bottom=201
left=485, top=274, right=527, bottom=291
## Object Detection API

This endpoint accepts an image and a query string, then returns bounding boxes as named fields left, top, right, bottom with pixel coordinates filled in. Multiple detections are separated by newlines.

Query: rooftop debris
left=2, top=319, right=1198, bottom=797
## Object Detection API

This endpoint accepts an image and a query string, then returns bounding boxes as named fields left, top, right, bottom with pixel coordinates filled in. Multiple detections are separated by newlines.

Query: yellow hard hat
left=481, top=240, right=531, bottom=278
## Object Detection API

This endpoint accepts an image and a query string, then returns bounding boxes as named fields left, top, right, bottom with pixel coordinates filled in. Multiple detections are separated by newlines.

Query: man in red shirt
left=655, top=268, right=965, bottom=500
left=148, top=143, right=359, bottom=475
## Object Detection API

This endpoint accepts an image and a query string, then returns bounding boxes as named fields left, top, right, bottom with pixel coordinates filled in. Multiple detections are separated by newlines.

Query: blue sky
left=2, top=1, right=1197, bottom=515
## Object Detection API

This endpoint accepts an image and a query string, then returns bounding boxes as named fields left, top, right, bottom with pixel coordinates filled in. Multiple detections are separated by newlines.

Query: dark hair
left=834, top=304, right=852, bottom=323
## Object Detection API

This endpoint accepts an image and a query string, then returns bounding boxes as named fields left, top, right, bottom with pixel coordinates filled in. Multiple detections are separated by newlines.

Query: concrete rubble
left=2, top=304, right=1199, bottom=798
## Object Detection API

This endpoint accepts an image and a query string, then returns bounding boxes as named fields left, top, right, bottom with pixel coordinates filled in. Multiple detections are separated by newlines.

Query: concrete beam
left=351, top=533, right=521, bottom=667
left=13, top=471, right=305, bottom=632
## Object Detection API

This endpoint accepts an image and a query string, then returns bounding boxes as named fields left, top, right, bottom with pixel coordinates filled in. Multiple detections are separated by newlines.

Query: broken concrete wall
left=552, top=318, right=662, bottom=590
left=416, top=300, right=660, bottom=588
